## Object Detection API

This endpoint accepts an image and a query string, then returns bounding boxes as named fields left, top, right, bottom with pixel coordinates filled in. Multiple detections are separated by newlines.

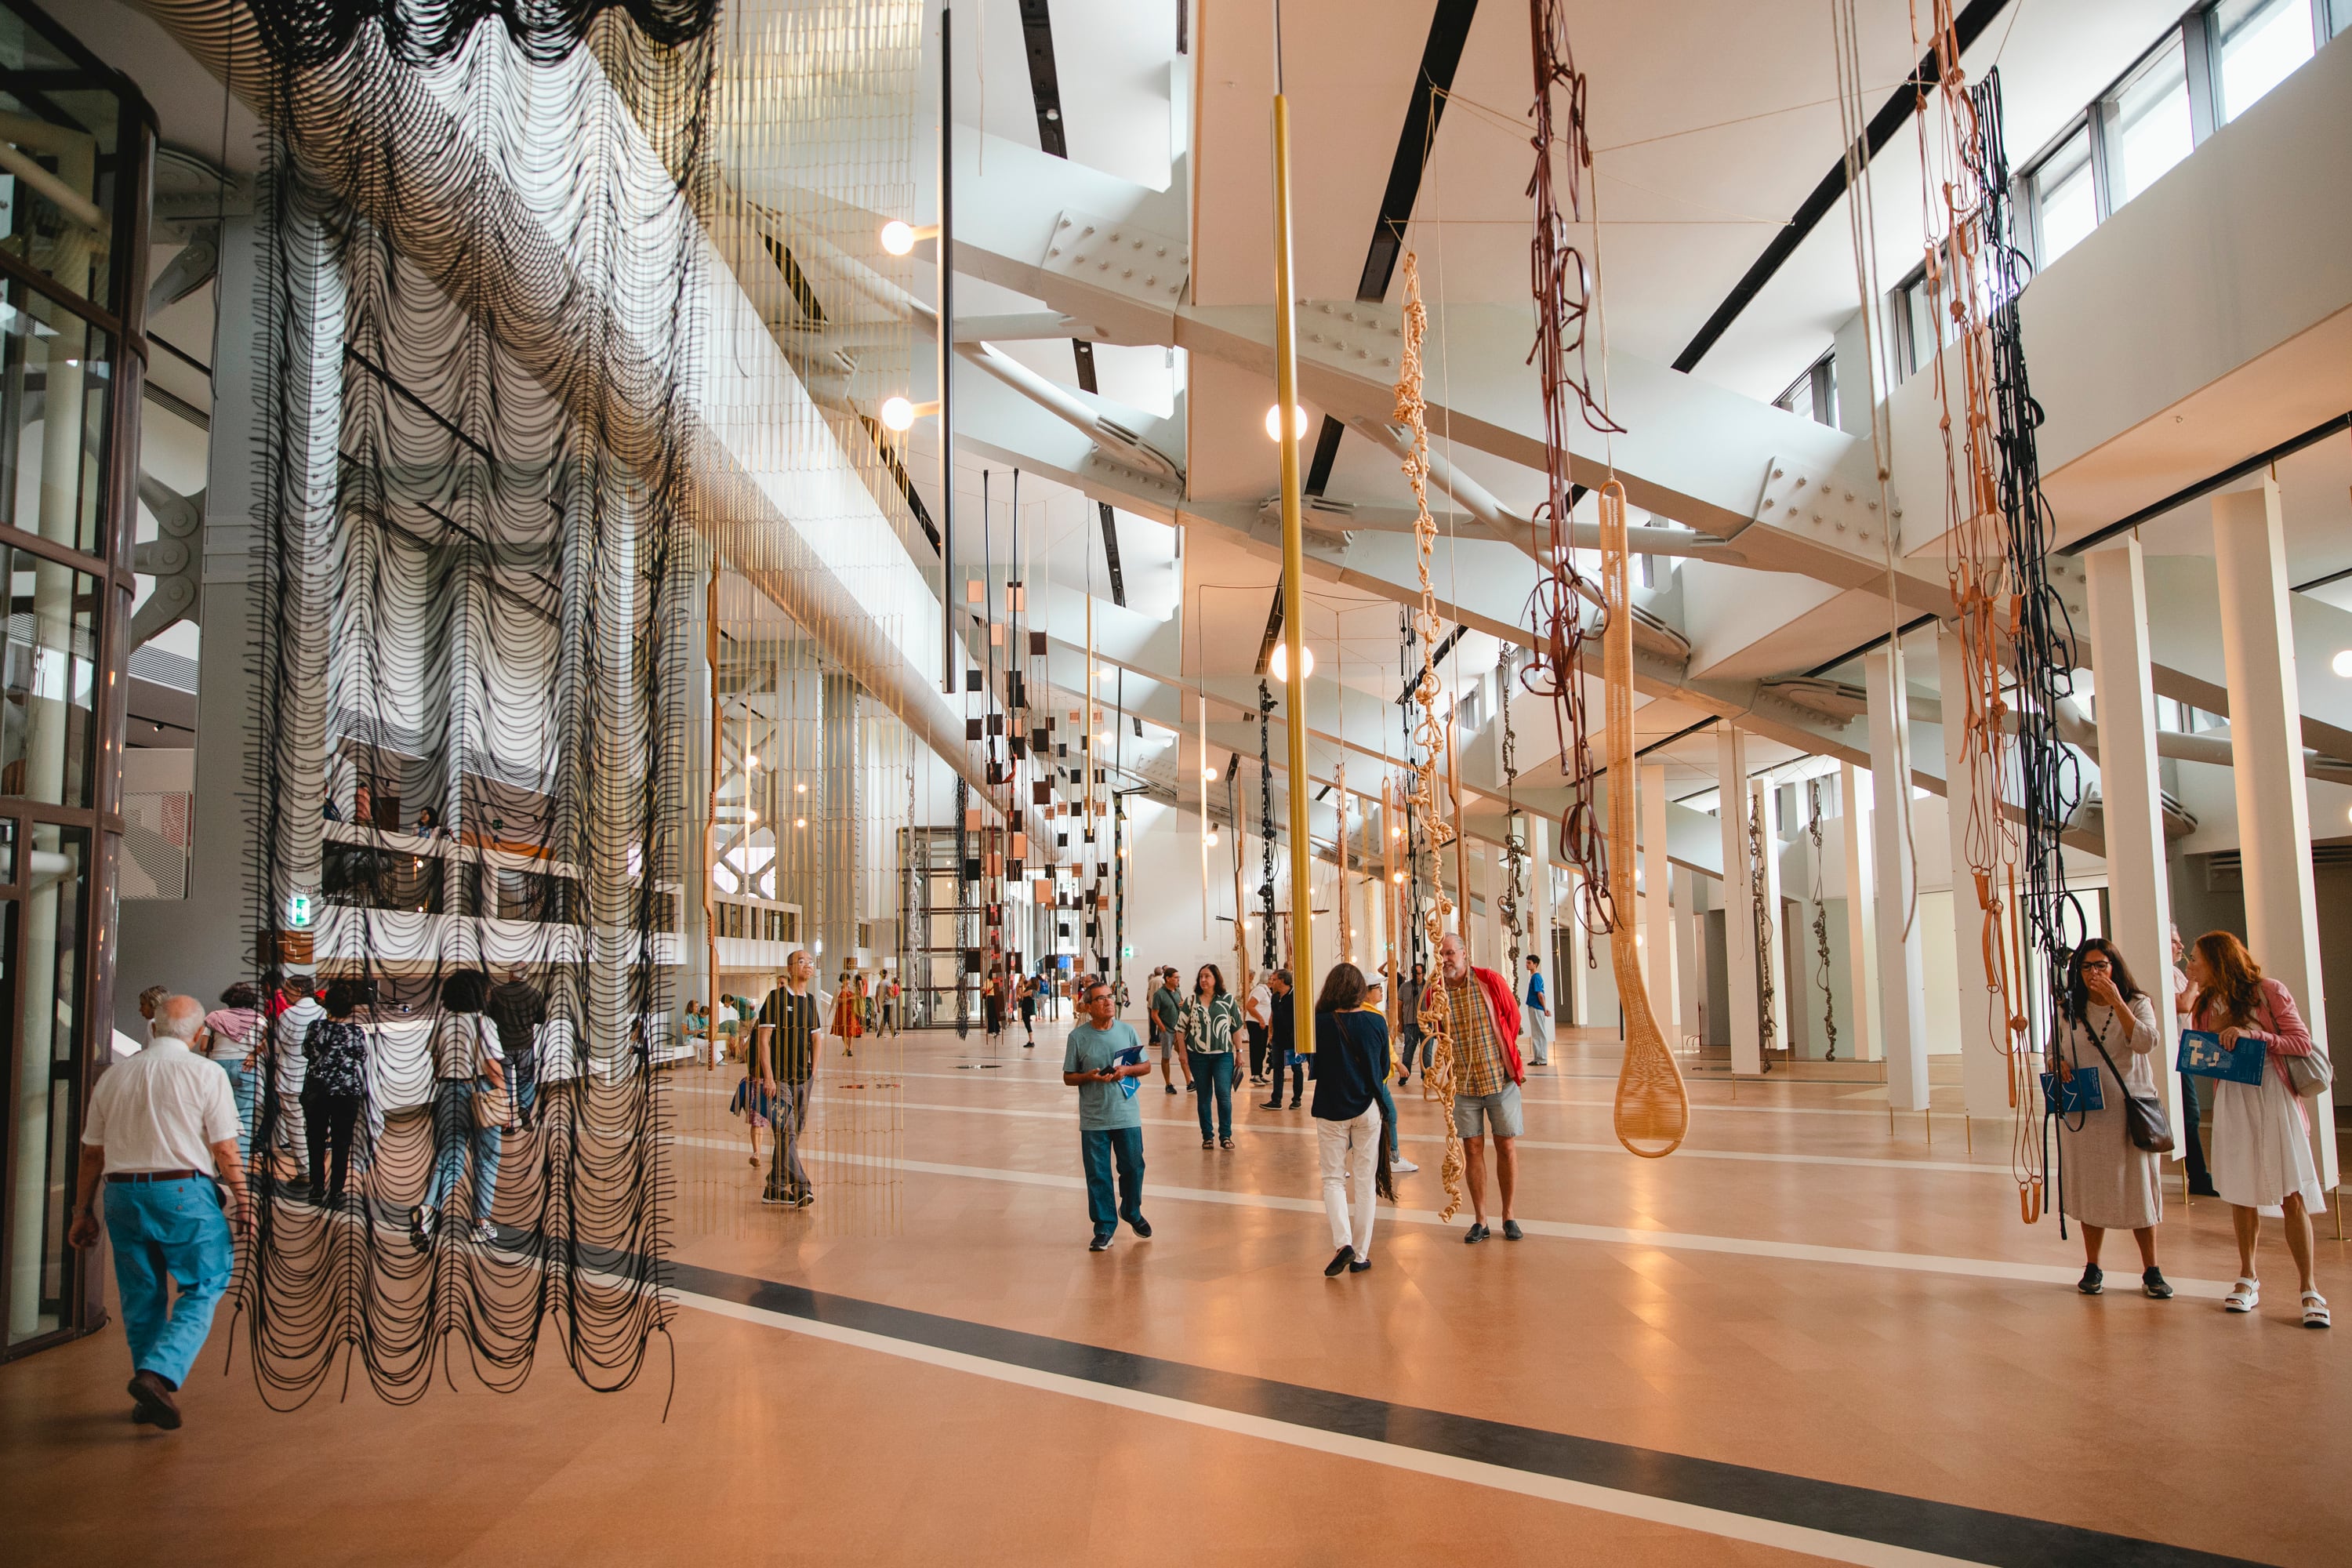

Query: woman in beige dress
left=2046, top=938, right=2170, bottom=1300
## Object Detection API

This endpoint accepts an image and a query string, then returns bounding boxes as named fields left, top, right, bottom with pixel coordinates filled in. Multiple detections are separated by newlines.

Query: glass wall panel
left=2032, top=125, right=2098, bottom=266
left=2105, top=38, right=2194, bottom=205
left=2213, top=0, right=2315, bottom=123
left=0, top=545, right=98, bottom=806
left=0, top=282, right=114, bottom=555
left=6, top=825, right=82, bottom=1346
left=0, top=12, right=122, bottom=315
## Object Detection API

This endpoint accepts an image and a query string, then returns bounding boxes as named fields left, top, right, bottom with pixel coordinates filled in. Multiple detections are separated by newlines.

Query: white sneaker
left=1392, top=1156, right=1420, bottom=1174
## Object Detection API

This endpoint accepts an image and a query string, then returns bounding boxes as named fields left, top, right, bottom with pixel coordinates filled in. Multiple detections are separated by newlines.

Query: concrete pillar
left=1527, top=808, right=1553, bottom=1008
left=1566, top=867, right=1592, bottom=1027
left=1936, top=625, right=2016, bottom=1119
left=1641, top=762, right=1678, bottom=1037
left=1839, top=760, right=1879, bottom=1062
left=2082, top=539, right=2183, bottom=1147
left=1866, top=648, right=1930, bottom=1110
left=2213, top=480, right=2336, bottom=1186
left=1716, top=724, right=1763, bottom=1074
left=681, top=562, right=713, bottom=1015
left=1752, top=774, right=1790, bottom=1053
left=821, top=669, right=864, bottom=976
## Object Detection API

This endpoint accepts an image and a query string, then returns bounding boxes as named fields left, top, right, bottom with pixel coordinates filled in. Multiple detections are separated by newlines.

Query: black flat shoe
left=1323, top=1246, right=1355, bottom=1277
left=1464, top=1222, right=1490, bottom=1244
left=2078, top=1263, right=2103, bottom=1296
left=1501, top=1220, right=1523, bottom=1241
left=1129, top=1216, right=1152, bottom=1239
left=1089, top=1234, right=1112, bottom=1252
left=1258, top=1101, right=1283, bottom=1109
left=1348, top=1255, right=1372, bottom=1272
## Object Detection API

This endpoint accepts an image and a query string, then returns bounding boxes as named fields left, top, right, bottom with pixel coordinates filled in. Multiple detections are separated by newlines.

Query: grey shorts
left=1453, top=1083, right=1524, bottom=1140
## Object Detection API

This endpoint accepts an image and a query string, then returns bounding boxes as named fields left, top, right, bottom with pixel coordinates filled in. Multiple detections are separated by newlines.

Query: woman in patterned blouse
left=300, top=980, right=371, bottom=1207
left=1178, top=964, right=1245, bottom=1150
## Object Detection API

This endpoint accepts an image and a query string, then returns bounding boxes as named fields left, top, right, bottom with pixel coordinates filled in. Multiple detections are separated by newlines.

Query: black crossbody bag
left=2085, top=1012, right=2175, bottom=1154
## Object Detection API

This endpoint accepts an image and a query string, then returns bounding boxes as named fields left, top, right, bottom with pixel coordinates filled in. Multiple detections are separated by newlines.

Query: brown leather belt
left=107, top=1170, right=205, bottom=1184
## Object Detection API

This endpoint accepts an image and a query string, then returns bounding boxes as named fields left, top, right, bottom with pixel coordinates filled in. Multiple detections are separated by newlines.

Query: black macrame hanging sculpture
left=232, top=0, right=718, bottom=1405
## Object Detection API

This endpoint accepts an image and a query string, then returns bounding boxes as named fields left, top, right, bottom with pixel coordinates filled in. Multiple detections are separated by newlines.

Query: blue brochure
left=1113, top=1043, right=1145, bottom=1098
left=2178, top=1029, right=2266, bottom=1085
left=2041, top=1068, right=2103, bottom=1116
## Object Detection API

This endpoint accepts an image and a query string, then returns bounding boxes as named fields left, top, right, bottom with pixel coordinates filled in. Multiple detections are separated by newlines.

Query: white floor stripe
left=669, top=1137, right=2230, bottom=1299
left=670, top=1083, right=2013, bottom=1177
left=672, top=1284, right=1980, bottom=1568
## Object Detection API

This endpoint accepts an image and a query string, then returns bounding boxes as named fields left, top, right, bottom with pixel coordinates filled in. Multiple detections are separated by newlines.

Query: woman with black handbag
left=2049, top=939, right=2172, bottom=1301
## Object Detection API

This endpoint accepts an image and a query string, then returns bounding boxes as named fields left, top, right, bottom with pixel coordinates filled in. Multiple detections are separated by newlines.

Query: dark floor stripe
left=668, top=1259, right=2259, bottom=1568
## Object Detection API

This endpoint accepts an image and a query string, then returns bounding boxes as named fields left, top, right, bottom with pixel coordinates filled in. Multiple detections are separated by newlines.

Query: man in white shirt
left=271, top=976, right=325, bottom=1185
left=68, top=995, right=251, bottom=1431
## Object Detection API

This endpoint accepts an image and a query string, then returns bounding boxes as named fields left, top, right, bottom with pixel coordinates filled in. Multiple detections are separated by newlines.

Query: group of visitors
left=2049, top=927, right=2332, bottom=1327
left=1065, top=931, right=1523, bottom=1262
left=981, top=965, right=1045, bottom=1044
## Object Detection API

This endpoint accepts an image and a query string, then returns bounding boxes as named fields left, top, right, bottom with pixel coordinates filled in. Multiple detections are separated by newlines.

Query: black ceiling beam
left=1017, top=0, right=1068, bottom=158
left=1670, top=0, right=2013, bottom=375
left=1069, top=339, right=1129, bottom=606
left=1305, top=0, right=1481, bottom=498
left=1396, top=624, right=1466, bottom=705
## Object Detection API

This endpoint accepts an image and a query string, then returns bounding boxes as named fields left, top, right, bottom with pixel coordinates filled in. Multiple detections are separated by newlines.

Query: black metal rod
left=940, top=3, right=956, bottom=694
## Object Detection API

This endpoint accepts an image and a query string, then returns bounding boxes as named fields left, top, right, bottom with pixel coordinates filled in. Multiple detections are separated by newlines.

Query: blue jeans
left=1189, top=1052, right=1234, bottom=1139
left=423, top=1080, right=503, bottom=1223
left=103, top=1178, right=234, bottom=1389
left=217, top=1059, right=254, bottom=1158
left=1080, top=1127, right=1145, bottom=1238
left=1372, top=1076, right=1400, bottom=1155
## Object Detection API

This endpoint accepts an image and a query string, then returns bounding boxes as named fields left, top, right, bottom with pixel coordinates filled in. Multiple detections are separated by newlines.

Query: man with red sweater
left=1435, top=931, right=1524, bottom=1242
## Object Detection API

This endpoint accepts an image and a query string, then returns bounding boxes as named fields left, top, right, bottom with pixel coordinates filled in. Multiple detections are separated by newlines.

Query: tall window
left=2104, top=34, right=2195, bottom=206
left=0, top=1, right=150, bottom=1360
left=2212, top=0, right=2318, bottom=122
left=2029, top=125, right=2099, bottom=265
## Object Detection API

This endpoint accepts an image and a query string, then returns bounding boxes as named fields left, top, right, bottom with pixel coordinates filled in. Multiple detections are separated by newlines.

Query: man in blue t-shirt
left=1062, top=977, right=1154, bottom=1252
left=1523, top=954, right=1551, bottom=1068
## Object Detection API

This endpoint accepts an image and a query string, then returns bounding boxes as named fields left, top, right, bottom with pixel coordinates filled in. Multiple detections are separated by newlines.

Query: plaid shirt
left=1445, top=975, right=1507, bottom=1098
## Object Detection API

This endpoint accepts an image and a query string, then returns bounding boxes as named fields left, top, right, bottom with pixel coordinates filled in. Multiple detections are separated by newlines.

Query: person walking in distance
left=1436, top=931, right=1527, bottom=1242
left=1396, top=961, right=1427, bottom=1084
left=67, top=995, right=252, bottom=1430
left=755, top=949, right=830, bottom=1208
left=299, top=980, right=371, bottom=1209
left=1243, top=971, right=1272, bottom=1086
left=1258, top=971, right=1303, bottom=1109
left=1018, top=972, right=1038, bottom=1045
left=2169, top=925, right=2219, bottom=1198
left=486, top=965, right=547, bottom=1131
left=1149, top=966, right=1189, bottom=1097
left=268, top=975, right=324, bottom=1189
left=1179, top=964, right=1243, bottom=1149
left=1521, top=955, right=1551, bottom=1069
left=1062, top=978, right=1152, bottom=1251
left=201, top=982, right=265, bottom=1157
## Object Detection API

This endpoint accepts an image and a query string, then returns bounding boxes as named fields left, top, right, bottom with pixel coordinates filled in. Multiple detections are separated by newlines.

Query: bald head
left=151, top=994, right=205, bottom=1043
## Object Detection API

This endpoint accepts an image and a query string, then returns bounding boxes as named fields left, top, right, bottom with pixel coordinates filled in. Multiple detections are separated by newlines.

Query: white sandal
left=2301, top=1290, right=2330, bottom=1329
left=2224, top=1277, right=2259, bottom=1313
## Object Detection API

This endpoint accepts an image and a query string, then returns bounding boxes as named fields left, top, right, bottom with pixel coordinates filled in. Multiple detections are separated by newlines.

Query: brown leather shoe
left=128, top=1370, right=182, bottom=1430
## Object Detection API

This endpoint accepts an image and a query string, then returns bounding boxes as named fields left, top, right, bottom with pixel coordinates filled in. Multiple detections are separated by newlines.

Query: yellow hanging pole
left=1272, top=87, right=1312, bottom=1013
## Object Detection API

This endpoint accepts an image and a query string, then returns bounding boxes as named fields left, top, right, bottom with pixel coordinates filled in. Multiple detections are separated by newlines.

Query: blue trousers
left=423, top=1080, right=503, bottom=1223
left=103, top=1178, right=234, bottom=1389
left=1189, top=1052, right=1234, bottom=1139
left=1080, top=1127, right=1145, bottom=1238
left=218, top=1059, right=253, bottom=1158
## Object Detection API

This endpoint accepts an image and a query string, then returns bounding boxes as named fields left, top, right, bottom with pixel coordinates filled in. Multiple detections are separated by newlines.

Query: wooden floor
left=6, top=1022, right=2347, bottom=1566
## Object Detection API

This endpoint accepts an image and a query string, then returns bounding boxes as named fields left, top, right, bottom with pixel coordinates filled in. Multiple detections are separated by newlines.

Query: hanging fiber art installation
left=211, top=0, right=723, bottom=1404
left=1748, top=787, right=1779, bottom=1057
left=1599, top=482, right=1688, bottom=1156
left=1807, top=779, right=1840, bottom=1062
left=1395, top=252, right=1465, bottom=1217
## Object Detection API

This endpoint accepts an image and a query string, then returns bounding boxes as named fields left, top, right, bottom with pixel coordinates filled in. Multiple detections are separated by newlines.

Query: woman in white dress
left=2046, top=939, right=2169, bottom=1299
left=2185, top=931, right=2329, bottom=1327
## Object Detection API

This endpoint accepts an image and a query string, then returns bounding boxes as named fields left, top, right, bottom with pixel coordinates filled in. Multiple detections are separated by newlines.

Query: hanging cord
left=1499, top=661, right=1524, bottom=978
left=1748, top=786, right=1778, bottom=1056
left=1258, top=679, right=1278, bottom=972
left=1807, top=779, right=1839, bottom=1061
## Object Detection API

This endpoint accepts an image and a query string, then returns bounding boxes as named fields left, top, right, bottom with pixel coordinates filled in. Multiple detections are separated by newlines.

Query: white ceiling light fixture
left=878, top=219, right=939, bottom=256
left=879, top=395, right=941, bottom=433
left=2332, top=648, right=2352, bottom=678
left=1263, top=402, right=1309, bottom=441
left=1267, top=642, right=1314, bottom=681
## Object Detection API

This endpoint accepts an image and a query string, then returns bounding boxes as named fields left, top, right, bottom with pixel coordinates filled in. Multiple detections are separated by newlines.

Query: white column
left=1752, top=774, right=1790, bottom=1053
left=1866, top=648, right=1930, bottom=1110
left=1717, top=724, right=1763, bottom=1074
left=1641, top=762, right=1678, bottom=1037
left=2084, top=538, right=2183, bottom=1150
left=1566, top=867, right=1592, bottom=1027
left=1937, top=625, right=2014, bottom=1119
left=1673, top=866, right=1702, bottom=1049
left=1839, top=760, right=1879, bottom=1062
left=1527, top=808, right=1553, bottom=1003
left=2214, top=481, right=2336, bottom=1186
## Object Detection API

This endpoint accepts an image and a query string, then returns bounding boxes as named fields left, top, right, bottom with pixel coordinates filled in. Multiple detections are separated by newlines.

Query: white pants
left=1316, top=1105, right=1381, bottom=1260
left=1525, top=1006, right=1551, bottom=1065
